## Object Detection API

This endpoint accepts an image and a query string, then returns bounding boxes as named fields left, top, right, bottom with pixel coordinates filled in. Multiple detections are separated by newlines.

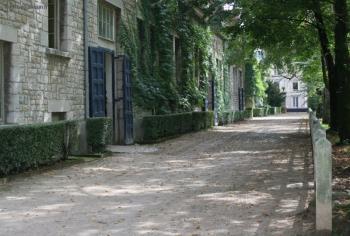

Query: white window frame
left=0, top=42, right=4, bottom=123
left=48, top=0, right=61, bottom=49
left=293, top=96, right=299, bottom=108
left=98, top=2, right=115, bottom=41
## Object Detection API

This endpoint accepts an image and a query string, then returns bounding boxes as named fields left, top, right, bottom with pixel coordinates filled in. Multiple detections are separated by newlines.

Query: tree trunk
left=321, top=55, right=331, bottom=123
left=312, top=0, right=338, bottom=130
left=334, top=0, right=350, bottom=141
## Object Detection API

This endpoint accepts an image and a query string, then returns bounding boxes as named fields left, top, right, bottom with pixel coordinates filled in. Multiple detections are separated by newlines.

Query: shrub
left=143, top=112, right=213, bottom=142
left=234, top=111, right=244, bottom=122
left=86, top=117, right=112, bottom=153
left=244, top=108, right=253, bottom=119
left=219, top=111, right=245, bottom=126
left=192, top=112, right=213, bottom=131
left=268, top=107, right=276, bottom=115
left=253, top=108, right=265, bottom=117
left=0, top=120, right=79, bottom=176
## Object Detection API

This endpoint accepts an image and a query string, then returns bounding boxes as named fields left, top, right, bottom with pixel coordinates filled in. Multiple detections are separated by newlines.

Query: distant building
left=268, top=68, right=308, bottom=112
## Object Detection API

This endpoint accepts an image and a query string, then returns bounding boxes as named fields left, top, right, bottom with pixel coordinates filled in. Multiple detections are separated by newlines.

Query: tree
left=199, top=0, right=350, bottom=140
left=266, top=81, right=285, bottom=107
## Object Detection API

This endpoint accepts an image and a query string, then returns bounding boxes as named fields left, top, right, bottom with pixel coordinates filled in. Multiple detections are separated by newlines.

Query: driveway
left=0, top=113, right=314, bottom=235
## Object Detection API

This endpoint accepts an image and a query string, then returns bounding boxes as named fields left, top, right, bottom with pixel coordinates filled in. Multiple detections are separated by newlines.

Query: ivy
left=120, top=0, right=227, bottom=115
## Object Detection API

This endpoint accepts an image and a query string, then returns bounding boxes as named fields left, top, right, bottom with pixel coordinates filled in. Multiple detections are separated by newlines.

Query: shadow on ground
left=0, top=113, right=315, bottom=236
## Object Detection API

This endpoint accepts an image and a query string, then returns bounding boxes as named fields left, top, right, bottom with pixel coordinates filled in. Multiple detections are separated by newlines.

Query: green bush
left=268, top=107, right=276, bottom=115
left=244, top=108, right=253, bottom=119
left=234, top=111, right=244, bottom=122
left=0, top=120, right=79, bottom=176
left=219, top=111, right=245, bottom=126
left=86, top=117, right=112, bottom=153
left=253, top=108, right=265, bottom=117
left=143, top=112, right=213, bottom=142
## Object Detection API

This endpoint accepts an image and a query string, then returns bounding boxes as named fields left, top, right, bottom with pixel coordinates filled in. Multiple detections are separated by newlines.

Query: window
left=293, top=96, right=299, bottom=108
left=52, top=112, right=66, bottom=122
left=293, top=82, right=299, bottom=91
left=98, top=2, right=115, bottom=41
left=48, top=0, right=64, bottom=49
left=0, top=42, right=3, bottom=123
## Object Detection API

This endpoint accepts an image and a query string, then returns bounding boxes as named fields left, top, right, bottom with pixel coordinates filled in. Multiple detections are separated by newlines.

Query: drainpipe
left=80, top=0, right=89, bottom=154
left=83, top=0, right=89, bottom=119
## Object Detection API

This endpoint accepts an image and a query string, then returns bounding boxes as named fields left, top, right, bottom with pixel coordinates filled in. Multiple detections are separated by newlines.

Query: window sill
left=98, top=36, right=115, bottom=43
left=46, top=48, right=71, bottom=59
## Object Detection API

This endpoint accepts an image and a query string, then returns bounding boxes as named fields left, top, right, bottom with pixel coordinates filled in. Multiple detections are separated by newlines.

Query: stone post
left=314, top=136, right=332, bottom=234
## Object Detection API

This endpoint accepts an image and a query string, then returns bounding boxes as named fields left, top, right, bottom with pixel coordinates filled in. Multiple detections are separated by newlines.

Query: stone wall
left=0, top=0, right=85, bottom=124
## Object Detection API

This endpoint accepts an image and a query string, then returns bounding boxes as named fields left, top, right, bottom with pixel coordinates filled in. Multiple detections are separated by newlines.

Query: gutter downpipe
left=83, top=0, right=89, bottom=119
left=80, top=0, right=89, bottom=153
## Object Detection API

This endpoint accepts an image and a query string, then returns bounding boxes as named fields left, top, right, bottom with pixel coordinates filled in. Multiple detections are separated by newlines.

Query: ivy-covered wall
left=120, top=0, right=232, bottom=115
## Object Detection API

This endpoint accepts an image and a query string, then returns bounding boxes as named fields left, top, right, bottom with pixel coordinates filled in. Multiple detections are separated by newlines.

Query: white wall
left=268, top=69, right=308, bottom=110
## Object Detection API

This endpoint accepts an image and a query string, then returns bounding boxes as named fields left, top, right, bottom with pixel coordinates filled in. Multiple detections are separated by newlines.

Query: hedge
left=253, top=108, right=266, bottom=117
left=269, top=107, right=277, bottom=115
left=142, top=111, right=213, bottom=142
left=0, top=120, right=79, bottom=176
left=218, top=111, right=245, bottom=125
left=86, top=117, right=113, bottom=153
left=244, top=108, right=253, bottom=119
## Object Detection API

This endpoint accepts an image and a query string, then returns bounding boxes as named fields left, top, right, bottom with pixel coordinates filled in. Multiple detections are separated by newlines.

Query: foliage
left=218, top=111, right=245, bottom=125
left=142, top=111, right=213, bottom=142
left=0, top=121, right=79, bottom=176
left=244, top=108, right=253, bottom=119
left=120, top=0, right=224, bottom=114
left=253, top=108, right=267, bottom=117
left=266, top=81, right=286, bottom=107
left=86, top=118, right=112, bottom=153
left=244, top=62, right=268, bottom=108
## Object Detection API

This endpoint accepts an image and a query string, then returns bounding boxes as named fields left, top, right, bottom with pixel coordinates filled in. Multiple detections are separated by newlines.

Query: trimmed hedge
left=143, top=111, right=213, bottom=142
left=86, top=117, right=113, bottom=153
left=253, top=108, right=266, bottom=117
left=269, top=107, right=277, bottom=115
left=0, top=120, right=79, bottom=176
left=254, top=107, right=283, bottom=117
left=244, top=108, right=253, bottom=119
left=218, top=111, right=245, bottom=125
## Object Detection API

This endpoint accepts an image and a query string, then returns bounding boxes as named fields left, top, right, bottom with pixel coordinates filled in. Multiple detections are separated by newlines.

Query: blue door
left=89, top=47, right=106, bottom=117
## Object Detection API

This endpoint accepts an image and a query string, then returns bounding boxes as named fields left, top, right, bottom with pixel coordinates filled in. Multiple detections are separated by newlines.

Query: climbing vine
left=120, top=0, right=227, bottom=115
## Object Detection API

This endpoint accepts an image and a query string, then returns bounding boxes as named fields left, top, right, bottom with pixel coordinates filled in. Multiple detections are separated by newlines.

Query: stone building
left=0, top=0, right=85, bottom=125
left=0, top=0, right=245, bottom=145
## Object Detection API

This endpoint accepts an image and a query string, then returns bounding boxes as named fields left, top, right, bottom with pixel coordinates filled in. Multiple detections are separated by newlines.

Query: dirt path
left=0, top=113, right=315, bottom=236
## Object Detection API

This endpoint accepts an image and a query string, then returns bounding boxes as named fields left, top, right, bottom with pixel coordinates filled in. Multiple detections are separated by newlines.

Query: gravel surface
left=0, top=113, right=315, bottom=236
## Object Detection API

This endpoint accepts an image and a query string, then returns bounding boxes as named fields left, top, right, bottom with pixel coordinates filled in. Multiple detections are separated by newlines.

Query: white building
left=268, top=68, right=308, bottom=112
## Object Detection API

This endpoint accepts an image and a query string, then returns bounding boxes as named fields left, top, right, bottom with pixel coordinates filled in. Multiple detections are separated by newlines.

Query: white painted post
left=314, top=137, right=332, bottom=234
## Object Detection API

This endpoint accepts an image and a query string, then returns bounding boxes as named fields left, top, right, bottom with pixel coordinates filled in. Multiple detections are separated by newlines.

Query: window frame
left=98, top=1, right=115, bottom=41
left=293, top=82, right=299, bottom=91
left=48, top=0, right=61, bottom=49
left=0, top=42, right=4, bottom=123
left=293, top=96, right=299, bottom=108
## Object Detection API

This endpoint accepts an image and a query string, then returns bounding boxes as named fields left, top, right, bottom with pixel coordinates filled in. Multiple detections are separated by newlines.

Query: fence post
left=314, top=135, right=332, bottom=234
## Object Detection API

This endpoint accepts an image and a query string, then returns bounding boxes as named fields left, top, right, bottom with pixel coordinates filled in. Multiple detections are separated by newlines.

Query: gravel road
left=0, top=113, right=315, bottom=236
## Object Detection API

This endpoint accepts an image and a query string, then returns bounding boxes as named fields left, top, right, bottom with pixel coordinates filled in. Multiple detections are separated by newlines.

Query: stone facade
left=0, top=0, right=85, bottom=124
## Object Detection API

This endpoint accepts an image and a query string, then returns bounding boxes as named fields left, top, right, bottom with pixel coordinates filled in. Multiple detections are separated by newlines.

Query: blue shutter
left=89, top=47, right=106, bottom=117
